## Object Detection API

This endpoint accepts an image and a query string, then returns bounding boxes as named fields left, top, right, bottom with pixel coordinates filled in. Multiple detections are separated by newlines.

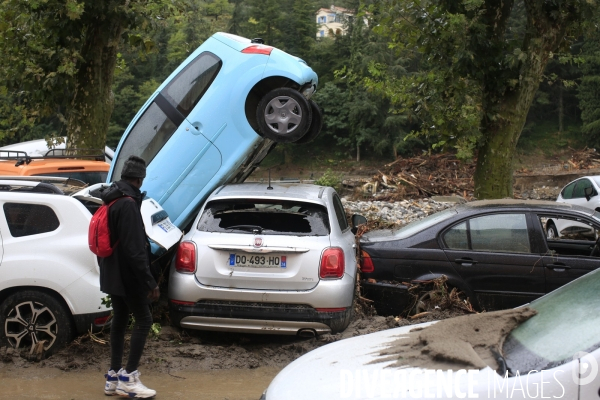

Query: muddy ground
left=0, top=308, right=468, bottom=399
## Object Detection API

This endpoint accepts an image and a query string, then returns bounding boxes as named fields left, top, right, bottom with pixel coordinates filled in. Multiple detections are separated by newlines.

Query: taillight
left=320, top=247, right=345, bottom=279
left=241, top=45, right=273, bottom=55
left=360, top=250, right=374, bottom=273
left=175, top=241, right=196, bottom=274
left=94, top=315, right=111, bottom=325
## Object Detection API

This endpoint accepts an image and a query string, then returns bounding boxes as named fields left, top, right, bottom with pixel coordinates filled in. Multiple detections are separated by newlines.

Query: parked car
left=168, top=183, right=366, bottom=335
left=261, top=266, right=600, bottom=400
left=0, top=148, right=110, bottom=185
left=0, top=137, right=114, bottom=162
left=108, top=32, right=322, bottom=231
left=546, top=176, right=600, bottom=239
left=0, top=177, right=182, bottom=357
left=360, top=199, right=600, bottom=316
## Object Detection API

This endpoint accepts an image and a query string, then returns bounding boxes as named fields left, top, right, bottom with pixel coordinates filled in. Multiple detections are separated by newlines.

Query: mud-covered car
left=261, top=267, right=600, bottom=400
left=360, top=199, right=600, bottom=316
left=108, top=32, right=322, bottom=230
left=168, top=183, right=366, bottom=335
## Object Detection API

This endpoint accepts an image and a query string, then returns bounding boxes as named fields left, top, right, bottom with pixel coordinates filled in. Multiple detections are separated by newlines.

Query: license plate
left=229, top=254, right=287, bottom=268
left=157, top=219, right=175, bottom=233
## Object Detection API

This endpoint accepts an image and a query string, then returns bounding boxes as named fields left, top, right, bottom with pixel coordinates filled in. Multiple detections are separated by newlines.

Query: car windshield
left=392, top=208, right=457, bottom=239
left=197, top=199, right=330, bottom=236
left=503, top=268, right=600, bottom=373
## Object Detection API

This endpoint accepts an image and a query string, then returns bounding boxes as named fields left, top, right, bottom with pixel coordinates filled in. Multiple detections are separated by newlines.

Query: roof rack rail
left=0, top=148, right=105, bottom=166
left=0, top=175, right=87, bottom=187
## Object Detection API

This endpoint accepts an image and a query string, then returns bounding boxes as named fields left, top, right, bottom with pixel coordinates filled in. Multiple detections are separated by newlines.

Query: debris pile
left=345, top=153, right=476, bottom=200
left=565, top=147, right=600, bottom=170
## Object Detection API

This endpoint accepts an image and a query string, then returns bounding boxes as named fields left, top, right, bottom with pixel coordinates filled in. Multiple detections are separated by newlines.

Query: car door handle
left=546, top=263, right=571, bottom=271
left=455, top=258, right=478, bottom=266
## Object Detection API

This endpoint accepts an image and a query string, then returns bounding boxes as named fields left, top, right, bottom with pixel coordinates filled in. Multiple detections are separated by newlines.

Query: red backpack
left=88, top=197, right=131, bottom=257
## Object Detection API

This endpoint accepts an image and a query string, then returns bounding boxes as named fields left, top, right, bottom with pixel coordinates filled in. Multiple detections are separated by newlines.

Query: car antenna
left=267, top=168, right=273, bottom=190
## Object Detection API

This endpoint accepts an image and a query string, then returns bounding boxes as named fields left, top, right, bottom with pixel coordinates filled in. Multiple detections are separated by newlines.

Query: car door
left=533, top=212, right=600, bottom=293
left=442, top=212, right=545, bottom=310
left=109, top=52, right=224, bottom=228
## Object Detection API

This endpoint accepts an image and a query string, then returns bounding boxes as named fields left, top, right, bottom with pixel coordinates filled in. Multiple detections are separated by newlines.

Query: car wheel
left=256, top=88, right=312, bottom=143
left=546, top=221, right=558, bottom=239
left=0, top=290, right=73, bottom=358
left=294, top=100, right=323, bottom=145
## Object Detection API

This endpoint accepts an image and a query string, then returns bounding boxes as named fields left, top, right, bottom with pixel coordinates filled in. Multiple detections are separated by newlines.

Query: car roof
left=460, top=199, right=595, bottom=215
left=0, top=159, right=110, bottom=175
left=208, top=183, right=330, bottom=204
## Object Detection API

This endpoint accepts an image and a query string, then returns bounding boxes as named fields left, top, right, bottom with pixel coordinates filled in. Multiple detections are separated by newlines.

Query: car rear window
left=197, top=199, right=330, bottom=236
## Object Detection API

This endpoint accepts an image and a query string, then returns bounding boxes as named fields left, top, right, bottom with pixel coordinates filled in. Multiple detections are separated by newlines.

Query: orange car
left=0, top=151, right=110, bottom=185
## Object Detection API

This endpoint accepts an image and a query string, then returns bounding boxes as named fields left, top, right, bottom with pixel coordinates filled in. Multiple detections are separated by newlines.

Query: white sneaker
left=104, top=369, right=121, bottom=396
left=116, top=370, right=157, bottom=398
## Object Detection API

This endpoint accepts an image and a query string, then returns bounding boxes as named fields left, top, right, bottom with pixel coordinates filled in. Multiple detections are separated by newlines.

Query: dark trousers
left=110, top=295, right=152, bottom=373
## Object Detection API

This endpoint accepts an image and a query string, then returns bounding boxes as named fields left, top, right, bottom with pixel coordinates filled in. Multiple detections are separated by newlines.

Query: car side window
left=470, top=213, right=530, bottom=253
left=574, top=179, right=595, bottom=199
left=3, top=203, right=59, bottom=237
left=112, top=103, right=179, bottom=180
left=332, top=194, right=349, bottom=231
left=561, top=182, right=576, bottom=199
left=444, top=222, right=468, bottom=250
left=163, top=52, right=222, bottom=117
left=572, top=179, right=592, bottom=199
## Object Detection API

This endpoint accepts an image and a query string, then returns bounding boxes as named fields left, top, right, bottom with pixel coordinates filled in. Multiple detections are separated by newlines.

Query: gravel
left=342, top=198, right=457, bottom=227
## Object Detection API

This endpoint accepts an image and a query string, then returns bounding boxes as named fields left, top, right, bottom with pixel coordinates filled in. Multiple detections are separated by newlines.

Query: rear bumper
left=361, top=281, right=412, bottom=316
left=72, top=310, right=112, bottom=334
left=169, top=300, right=348, bottom=335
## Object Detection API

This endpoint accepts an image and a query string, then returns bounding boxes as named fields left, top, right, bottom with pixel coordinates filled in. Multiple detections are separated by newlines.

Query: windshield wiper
left=491, top=346, right=513, bottom=377
left=226, top=225, right=263, bottom=234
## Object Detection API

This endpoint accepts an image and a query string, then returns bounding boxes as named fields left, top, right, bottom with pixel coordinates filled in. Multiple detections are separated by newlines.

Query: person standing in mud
left=100, top=155, right=159, bottom=399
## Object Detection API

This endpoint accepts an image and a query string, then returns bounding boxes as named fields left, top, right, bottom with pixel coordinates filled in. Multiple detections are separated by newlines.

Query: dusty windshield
left=503, top=269, right=600, bottom=373
left=197, top=199, right=330, bottom=236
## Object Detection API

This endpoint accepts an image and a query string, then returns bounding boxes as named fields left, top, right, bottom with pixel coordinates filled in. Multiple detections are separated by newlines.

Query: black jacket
left=98, top=180, right=157, bottom=303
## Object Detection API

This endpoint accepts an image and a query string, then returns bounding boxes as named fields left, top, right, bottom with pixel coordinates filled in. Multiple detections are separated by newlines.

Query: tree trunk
left=66, top=20, right=123, bottom=152
left=474, top=1, right=568, bottom=199
left=356, top=141, right=361, bottom=162
left=558, top=82, right=564, bottom=133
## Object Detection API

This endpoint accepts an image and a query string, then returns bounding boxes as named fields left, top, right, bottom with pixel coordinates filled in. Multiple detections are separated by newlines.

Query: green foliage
left=314, top=168, right=343, bottom=191
left=578, top=19, right=600, bottom=147
left=150, top=323, right=162, bottom=339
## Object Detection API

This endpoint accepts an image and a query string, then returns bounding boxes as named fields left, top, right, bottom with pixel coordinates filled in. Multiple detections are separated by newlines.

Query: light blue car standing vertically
left=108, top=32, right=321, bottom=230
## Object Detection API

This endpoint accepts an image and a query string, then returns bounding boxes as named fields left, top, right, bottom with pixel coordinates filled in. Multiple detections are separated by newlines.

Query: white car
left=0, top=137, right=114, bottom=162
left=547, top=176, right=600, bottom=238
left=262, top=267, right=600, bottom=399
left=168, top=183, right=366, bottom=335
left=0, top=177, right=182, bottom=357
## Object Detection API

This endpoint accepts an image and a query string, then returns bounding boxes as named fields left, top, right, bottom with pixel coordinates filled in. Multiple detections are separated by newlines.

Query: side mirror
left=585, top=186, right=595, bottom=201
left=351, top=214, right=367, bottom=234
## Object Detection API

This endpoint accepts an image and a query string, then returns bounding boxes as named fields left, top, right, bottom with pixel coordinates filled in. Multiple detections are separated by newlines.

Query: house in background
left=316, top=5, right=354, bottom=38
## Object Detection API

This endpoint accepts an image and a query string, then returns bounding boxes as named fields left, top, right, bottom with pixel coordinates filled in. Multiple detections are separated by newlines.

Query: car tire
left=256, top=88, right=312, bottom=143
left=293, top=100, right=323, bottom=145
left=546, top=221, right=558, bottom=239
left=0, top=290, right=73, bottom=358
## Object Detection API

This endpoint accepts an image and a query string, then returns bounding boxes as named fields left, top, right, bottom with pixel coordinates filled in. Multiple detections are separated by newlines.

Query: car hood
left=72, top=183, right=182, bottom=252
left=263, top=311, right=576, bottom=400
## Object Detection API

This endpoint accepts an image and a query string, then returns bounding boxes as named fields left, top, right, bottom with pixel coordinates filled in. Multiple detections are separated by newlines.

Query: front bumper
left=169, top=300, right=348, bottom=335
left=361, top=280, right=412, bottom=316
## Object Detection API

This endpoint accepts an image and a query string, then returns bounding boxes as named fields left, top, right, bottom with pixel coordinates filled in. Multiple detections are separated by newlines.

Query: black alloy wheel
left=0, top=291, right=72, bottom=357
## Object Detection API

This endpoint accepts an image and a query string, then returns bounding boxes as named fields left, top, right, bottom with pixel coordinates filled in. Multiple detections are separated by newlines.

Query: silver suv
left=168, top=183, right=366, bottom=335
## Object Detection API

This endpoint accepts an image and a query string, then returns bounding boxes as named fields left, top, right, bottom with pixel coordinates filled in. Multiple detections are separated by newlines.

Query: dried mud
left=377, top=308, right=537, bottom=371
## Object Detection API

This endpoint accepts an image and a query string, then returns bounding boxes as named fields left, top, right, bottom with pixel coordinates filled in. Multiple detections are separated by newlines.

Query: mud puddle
left=0, top=366, right=280, bottom=400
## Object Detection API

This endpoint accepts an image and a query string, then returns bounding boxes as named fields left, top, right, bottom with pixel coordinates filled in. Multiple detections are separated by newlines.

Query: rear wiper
left=226, top=225, right=263, bottom=234
left=491, top=346, right=513, bottom=377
